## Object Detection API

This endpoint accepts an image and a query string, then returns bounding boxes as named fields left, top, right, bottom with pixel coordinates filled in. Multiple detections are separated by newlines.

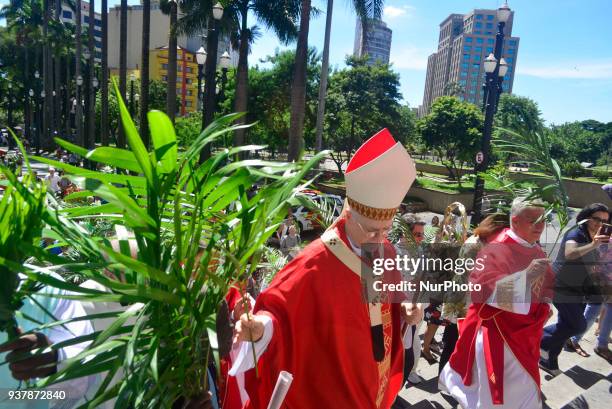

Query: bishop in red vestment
left=230, top=129, right=423, bottom=408
left=439, top=198, right=554, bottom=409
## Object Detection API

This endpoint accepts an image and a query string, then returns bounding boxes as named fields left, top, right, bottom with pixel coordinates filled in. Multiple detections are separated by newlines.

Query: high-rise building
left=353, top=18, right=392, bottom=65
left=60, top=1, right=103, bottom=62
left=418, top=8, right=519, bottom=117
left=149, top=46, right=199, bottom=116
left=107, top=1, right=237, bottom=71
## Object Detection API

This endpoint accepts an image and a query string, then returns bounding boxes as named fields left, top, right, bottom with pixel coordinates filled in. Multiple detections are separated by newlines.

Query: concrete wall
left=415, top=161, right=471, bottom=177
left=510, top=173, right=610, bottom=208
left=407, top=187, right=475, bottom=213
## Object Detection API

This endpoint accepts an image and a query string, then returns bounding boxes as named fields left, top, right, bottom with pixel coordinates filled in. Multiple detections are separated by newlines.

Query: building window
left=464, top=46, right=471, bottom=52
left=475, top=47, right=482, bottom=53
left=509, top=40, right=517, bottom=46
left=162, top=76, right=167, bottom=81
left=486, top=47, right=493, bottom=53
left=476, top=14, right=483, bottom=20
left=506, top=57, right=514, bottom=63
left=460, top=71, right=468, bottom=77
left=186, top=67, right=193, bottom=73
left=470, top=89, right=476, bottom=94
left=462, top=62, right=469, bottom=69
left=487, top=15, right=494, bottom=20
left=186, top=78, right=192, bottom=84
left=62, top=10, right=72, bottom=19
left=475, top=31, right=482, bottom=34
left=507, top=48, right=515, bottom=54
left=476, top=38, right=483, bottom=44
left=475, top=22, right=482, bottom=28
left=463, top=53, right=470, bottom=60
left=487, top=39, right=494, bottom=44
left=486, top=31, right=493, bottom=35
left=186, top=101, right=192, bottom=107
left=459, top=79, right=467, bottom=86
left=472, top=63, right=480, bottom=70
left=162, top=63, right=168, bottom=70
left=473, top=54, right=480, bottom=60
left=486, top=23, right=493, bottom=29
left=471, top=80, right=478, bottom=87
left=471, top=71, right=478, bottom=77
left=465, top=37, right=472, bottom=43
left=459, top=96, right=465, bottom=101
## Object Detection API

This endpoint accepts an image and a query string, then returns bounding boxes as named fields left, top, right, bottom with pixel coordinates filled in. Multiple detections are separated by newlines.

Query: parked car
left=293, top=190, right=344, bottom=232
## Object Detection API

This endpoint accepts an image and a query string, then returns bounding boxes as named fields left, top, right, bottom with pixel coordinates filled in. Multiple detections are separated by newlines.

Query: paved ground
left=393, top=308, right=611, bottom=409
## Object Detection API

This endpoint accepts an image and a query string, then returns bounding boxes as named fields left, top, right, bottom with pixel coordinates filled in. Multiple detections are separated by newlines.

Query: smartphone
left=601, top=223, right=612, bottom=236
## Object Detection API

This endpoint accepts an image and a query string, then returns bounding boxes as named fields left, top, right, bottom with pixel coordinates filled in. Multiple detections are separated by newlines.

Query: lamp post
left=471, top=1, right=511, bottom=225
left=76, top=75, right=84, bottom=146
left=130, top=73, right=136, bottom=117
left=196, top=46, right=207, bottom=112
left=217, top=51, right=230, bottom=109
left=200, top=2, right=224, bottom=162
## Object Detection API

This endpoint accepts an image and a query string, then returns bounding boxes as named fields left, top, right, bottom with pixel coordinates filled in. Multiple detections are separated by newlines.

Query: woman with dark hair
left=540, top=203, right=611, bottom=374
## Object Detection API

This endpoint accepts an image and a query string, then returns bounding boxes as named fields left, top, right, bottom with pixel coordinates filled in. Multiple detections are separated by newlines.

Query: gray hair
left=510, top=197, right=545, bottom=225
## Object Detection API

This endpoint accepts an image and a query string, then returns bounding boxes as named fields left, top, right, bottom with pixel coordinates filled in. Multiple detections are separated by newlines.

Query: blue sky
left=3, top=0, right=611, bottom=125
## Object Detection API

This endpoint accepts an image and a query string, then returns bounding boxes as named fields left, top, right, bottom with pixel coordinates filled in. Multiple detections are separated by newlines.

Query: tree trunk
left=75, top=0, right=84, bottom=147
left=64, top=54, right=71, bottom=139
left=43, top=0, right=51, bottom=150
left=233, top=7, right=249, bottom=150
left=200, top=14, right=220, bottom=162
left=87, top=0, right=96, bottom=150
left=54, top=0, right=62, bottom=139
left=118, top=0, right=128, bottom=148
left=288, top=0, right=311, bottom=162
left=314, top=0, right=333, bottom=152
left=101, top=0, right=109, bottom=145
left=140, top=0, right=151, bottom=148
left=24, top=48, right=31, bottom=146
left=166, top=1, right=178, bottom=123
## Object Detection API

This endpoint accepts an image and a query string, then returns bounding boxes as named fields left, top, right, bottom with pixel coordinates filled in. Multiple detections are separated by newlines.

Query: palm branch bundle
left=2, top=85, right=325, bottom=407
left=0, top=136, right=46, bottom=340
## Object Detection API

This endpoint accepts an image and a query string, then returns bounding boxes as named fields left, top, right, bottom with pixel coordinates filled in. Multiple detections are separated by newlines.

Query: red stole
left=448, top=229, right=553, bottom=404
left=243, top=219, right=404, bottom=409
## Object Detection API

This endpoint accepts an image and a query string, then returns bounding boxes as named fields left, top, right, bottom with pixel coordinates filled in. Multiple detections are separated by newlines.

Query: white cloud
left=383, top=5, right=415, bottom=19
left=517, top=61, right=612, bottom=79
left=389, top=45, right=430, bottom=70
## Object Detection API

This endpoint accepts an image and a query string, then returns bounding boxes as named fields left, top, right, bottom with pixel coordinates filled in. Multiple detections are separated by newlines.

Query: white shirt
left=46, top=173, right=61, bottom=192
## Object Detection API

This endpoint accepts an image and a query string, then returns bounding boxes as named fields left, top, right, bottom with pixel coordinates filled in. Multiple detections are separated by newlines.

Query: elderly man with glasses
left=229, top=129, right=423, bottom=409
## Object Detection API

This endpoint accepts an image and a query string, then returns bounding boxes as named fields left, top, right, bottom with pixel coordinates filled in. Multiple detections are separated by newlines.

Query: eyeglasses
left=354, top=218, right=392, bottom=239
left=591, top=216, right=608, bottom=224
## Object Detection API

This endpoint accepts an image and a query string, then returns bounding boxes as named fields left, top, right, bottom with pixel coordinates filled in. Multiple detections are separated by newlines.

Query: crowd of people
left=0, top=128, right=610, bottom=409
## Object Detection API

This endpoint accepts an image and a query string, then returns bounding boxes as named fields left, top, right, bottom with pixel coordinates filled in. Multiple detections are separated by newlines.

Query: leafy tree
left=417, top=96, right=483, bottom=185
left=323, top=56, right=406, bottom=173
left=241, top=49, right=320, bottom=157
left=495, top=93, right=544, bottom=135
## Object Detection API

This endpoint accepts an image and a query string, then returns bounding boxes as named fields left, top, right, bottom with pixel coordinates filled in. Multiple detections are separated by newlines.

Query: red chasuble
left=447, top=228, right=553, bottom=404
left=243, top=219, right=404, bottom=409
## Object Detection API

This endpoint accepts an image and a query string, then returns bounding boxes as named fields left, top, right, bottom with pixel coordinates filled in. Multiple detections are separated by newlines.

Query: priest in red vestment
left=439, top=198, right=554, bottom=409
left=229, top=129, right=423, bottom=409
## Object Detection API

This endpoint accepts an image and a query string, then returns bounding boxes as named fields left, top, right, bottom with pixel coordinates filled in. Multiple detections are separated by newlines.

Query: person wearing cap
left=230, top=129, right=423, bottom=408
left=45, top=166, right=61, bottom=194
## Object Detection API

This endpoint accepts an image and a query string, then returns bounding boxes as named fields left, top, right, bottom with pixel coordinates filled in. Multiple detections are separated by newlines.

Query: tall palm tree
left=42, top=0, right=51, bottom=149
left=86, top=0, right=95, bottom=150
left=160, top=0, right=178, bottom=123
left=54, top=0, right=62, bottom=137
left=140, top=0, right=151, bottom=148
left=178, top=0, right=299, bottom=149
left=75, top=0, right=83, bottom=147
left=290, top=0, right=384, bottom=160
left=231, top=0, right=298, bottom=149
left=101, top=0, right=109, bottom=145
left=118, top=0, right=128, bottom=148
left=287, top=0, right=311, bottom=161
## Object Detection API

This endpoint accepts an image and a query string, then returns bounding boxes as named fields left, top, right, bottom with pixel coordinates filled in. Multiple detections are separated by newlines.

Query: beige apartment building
left=419, top=8, right=519, bottom=117
left=107, top=1, right=235, bottom=72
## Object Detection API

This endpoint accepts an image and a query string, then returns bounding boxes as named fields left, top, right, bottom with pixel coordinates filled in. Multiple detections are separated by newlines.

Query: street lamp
left=130, top=73, right=136, bottom=116
left=471, top=1, right=512, bottom=225
left=201, top=1, right=224, bottom=161
left=212, top=2, right=224, bottom=20
left=196, top=46, right=207, bottom=111
left=217, top=51, right=231, bottom=108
